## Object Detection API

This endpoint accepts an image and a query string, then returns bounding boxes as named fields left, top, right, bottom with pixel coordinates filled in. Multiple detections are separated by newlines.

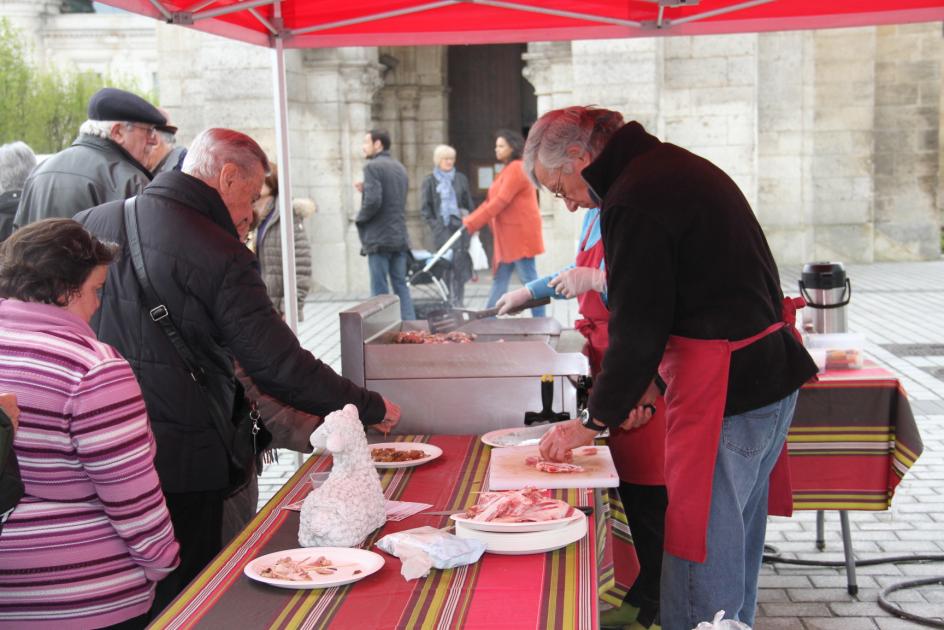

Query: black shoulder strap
left=122, top=197, right=206, bottom=386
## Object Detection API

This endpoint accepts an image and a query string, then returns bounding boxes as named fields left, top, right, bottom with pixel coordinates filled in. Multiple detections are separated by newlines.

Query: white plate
left=244, top=547, right=384, bottom=590
left=450, top=509, right=583, bottom=533
left=481, top=425, right=608, bottom=448
left=454, top=512, right=587, bottom=555
left=370, top=442, right=443, bottom=469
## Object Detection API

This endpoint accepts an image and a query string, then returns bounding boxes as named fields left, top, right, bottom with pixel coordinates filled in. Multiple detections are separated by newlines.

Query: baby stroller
left=407, top=226, right=472, bottom=319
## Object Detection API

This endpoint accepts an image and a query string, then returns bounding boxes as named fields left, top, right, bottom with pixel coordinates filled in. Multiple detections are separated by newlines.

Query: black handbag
left=122, top=198, right=271, bottom=491
left=0, top=407, right=23, bottom=533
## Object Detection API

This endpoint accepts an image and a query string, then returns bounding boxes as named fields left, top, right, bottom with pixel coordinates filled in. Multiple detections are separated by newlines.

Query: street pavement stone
left=256, top=262, right=944, bottom=628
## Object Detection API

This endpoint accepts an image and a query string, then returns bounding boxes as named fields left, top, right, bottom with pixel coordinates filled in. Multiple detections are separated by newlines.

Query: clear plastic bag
left=693, top=610, right=751, bottom=630
left=375, top=526, right=486, bottom=580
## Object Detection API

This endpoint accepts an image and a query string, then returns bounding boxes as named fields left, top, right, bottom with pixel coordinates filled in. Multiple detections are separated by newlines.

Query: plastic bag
left=375, top=526, right=486, bottom=580
left=693, top=610, right=751, bottom=630
left=468, top=233, right=489, bottom=271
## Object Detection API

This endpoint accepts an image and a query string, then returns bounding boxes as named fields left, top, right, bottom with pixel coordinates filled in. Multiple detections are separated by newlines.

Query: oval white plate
left=454, top=512, right=587, bottom=555
left=450, top=510, right=583, bottom=533
left=370, top=442, right=443, bottom=469
left=244, top=547, right=384, bottom=590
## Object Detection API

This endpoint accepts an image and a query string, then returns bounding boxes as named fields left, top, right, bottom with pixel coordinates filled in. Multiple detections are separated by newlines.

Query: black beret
left=87, top=88, right=166, bottom=126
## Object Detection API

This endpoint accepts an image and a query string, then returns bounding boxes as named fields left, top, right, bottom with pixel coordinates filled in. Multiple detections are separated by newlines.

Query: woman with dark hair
left=462, top=129, right=546, bottom=316
left=250, top=162, right=314, bottom=321
left=0, top=219, right=179, bottom=629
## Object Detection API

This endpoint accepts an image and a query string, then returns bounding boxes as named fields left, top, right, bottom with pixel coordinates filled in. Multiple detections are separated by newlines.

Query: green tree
left=0, top=19, right=150, bottom=153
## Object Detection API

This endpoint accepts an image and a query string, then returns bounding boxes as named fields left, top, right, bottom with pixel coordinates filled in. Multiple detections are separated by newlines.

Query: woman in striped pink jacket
left=0, top=219, right=179, bottom=629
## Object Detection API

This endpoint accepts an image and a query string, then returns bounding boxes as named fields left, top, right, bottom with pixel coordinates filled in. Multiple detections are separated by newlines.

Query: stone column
left=873, top=23, right=942, bottom=260
left=522, top=41, right=582, bottom=277
left=0, top=1, right=60, bottom=60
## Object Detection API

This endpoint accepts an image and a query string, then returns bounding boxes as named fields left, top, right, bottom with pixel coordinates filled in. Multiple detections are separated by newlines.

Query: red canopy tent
left=96, top=0, right=944, bottom=329
left=103, top=0, right=944, bottom=48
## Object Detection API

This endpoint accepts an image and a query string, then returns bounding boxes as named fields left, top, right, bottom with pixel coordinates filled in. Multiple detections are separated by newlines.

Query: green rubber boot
left=599, top=601, right=639, bottom=629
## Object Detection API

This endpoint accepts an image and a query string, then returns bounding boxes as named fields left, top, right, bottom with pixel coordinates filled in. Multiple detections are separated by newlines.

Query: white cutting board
left=487, top=444, right=620, bottom=490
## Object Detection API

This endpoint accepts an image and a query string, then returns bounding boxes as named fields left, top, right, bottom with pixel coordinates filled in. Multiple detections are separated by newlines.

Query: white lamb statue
left=298, top=404, right=387, bottom=548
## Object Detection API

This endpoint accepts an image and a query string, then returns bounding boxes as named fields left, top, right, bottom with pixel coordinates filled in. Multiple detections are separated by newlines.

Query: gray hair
left=432, top=144, right=456, bottom=166
left=156, top=129, right=176, bottom=146
left=522, top=106, right=624, bottom=187
left=182, top=128, right=269, bottom=181
left=78, top=119, right=127, bottom=139
left=0, top=141, right=38, bottom=194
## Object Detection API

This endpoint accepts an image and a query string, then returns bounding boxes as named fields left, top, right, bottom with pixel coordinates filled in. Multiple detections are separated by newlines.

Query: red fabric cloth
left=462, top=160, right=544, bottom=268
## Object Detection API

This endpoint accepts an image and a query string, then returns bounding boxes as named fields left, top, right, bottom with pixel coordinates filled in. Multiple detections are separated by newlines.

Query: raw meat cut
left=464, top=487, right=574, bottom=523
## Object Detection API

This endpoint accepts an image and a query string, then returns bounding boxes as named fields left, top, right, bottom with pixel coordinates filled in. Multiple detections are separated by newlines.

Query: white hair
left=156, top=129, right=176, bottom=146
left=78, top=119, right=128, bottom=139
left=0, top=141, right=37, bottom=193
left=182, top=128, right=268, bottom=181
left=522, top=106, right=625, bottom=187
left=432, top=144, right=456, bottom=166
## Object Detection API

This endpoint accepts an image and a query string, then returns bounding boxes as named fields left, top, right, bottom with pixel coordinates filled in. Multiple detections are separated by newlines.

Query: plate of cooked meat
left=370, top=442, right=443, bottom=469
left=244, top=547, right=384, bottom=589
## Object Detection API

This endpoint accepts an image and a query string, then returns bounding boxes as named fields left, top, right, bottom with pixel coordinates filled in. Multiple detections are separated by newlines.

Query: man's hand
left=496, top=287, right=532, bottom=315
left=538, top=419, right=598, bottom=462
left=547, top=267, right=606, bottom=299
left=373, top=397, right=401, bottom=435
left=619, top=379, right=660, bottom=431
left=354, top=181, right=364, bottom=193
left=0, top=393, right=19, bottom=432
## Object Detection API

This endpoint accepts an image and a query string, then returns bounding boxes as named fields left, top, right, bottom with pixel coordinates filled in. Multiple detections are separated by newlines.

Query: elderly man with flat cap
left=147, top=107, right=187, bottom=175
left=14, top=87, right=164, bottom=227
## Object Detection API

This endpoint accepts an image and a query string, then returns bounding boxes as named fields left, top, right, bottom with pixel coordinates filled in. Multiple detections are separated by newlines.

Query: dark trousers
left=619, top=482, right=668, bottom=627
left=149, top=489, right=224, bottom=619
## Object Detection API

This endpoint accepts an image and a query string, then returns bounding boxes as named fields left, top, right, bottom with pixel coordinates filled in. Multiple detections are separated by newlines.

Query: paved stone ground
left=259, top=261, right=944, bottom=629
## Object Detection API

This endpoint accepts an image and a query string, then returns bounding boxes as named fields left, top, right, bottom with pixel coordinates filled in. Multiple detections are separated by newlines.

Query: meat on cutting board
left=524, top=456, right=585, bottom=473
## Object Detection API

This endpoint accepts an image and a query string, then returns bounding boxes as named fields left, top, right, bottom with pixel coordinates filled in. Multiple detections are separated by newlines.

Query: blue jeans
left=367, top=251, right=416, bottom=320
left=660, top=390, right=799, bottom=630
left=485, top=257, right=546, bottom=317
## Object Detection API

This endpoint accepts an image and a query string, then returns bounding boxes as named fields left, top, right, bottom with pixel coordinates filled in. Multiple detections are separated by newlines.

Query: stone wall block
left=759, top=106, right=803, bottom=132
left=875, top=83, right=919, bottom=107
left=813, top=106, right=873, bottom=131
left=664, top=57, right=728, bottom=89
left=815, top=60, right=874, bottom=85
left=691, top=33, right=756, bottom=58
left=664, top=116, right=728, bottom=146
left=874, top=222, right=941, bottom=260
left=690, top=86, right=755, bottom=115
left=813, top=224, right=874, bottom=263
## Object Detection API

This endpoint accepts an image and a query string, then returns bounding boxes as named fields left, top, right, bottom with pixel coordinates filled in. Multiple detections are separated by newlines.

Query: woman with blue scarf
left=420, top=144, right=475, bottom=306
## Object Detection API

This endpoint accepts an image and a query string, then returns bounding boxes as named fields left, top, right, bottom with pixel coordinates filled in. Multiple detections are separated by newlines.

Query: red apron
left=657, top=297, right=804, bottom=563
left=573, top=216, right=666, bottom=486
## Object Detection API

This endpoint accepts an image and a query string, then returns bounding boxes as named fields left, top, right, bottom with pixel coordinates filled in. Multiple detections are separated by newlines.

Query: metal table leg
left=838, top=510, right=858, bottom=595
left=816, top=510, right=825, bottom=551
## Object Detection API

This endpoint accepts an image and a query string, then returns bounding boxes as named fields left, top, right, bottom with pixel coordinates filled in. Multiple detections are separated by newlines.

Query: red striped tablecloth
left=149, top=435, right=606, bottom=629
left=788, top=364, right=924, bottom=510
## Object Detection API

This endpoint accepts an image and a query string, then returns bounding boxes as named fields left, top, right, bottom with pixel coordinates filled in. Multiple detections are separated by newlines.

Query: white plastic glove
left=495, top=286, right=533, bottom=315
left=547, top=267, right=606, bottom=299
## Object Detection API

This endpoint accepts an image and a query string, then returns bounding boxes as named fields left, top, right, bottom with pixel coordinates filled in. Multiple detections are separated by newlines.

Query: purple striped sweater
left=0, top=299, right=179, bottom=629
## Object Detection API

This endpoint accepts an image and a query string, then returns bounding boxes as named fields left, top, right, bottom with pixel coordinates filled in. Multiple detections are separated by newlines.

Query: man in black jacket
left=526, top=106, right=817, bottom=630
left=354, top=128, right=415, bottom=320
left=76, top=128, right=401, bottom=615
left=15, top=87, right=164, bottom=227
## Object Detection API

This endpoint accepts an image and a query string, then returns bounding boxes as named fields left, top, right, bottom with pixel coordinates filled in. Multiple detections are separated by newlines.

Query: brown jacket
left=463, top=160, right=544, bottom=267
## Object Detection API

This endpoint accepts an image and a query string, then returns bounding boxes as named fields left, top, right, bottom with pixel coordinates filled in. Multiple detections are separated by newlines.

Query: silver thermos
left=798, top=262, right=851, bottom=334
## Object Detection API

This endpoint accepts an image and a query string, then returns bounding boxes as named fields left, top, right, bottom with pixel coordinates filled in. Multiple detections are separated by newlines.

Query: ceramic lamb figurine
left=298, top=404, right=386, bottom=548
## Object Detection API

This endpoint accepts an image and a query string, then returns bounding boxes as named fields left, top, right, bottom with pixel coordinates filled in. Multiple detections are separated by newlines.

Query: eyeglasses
left=552, top=168, right=569, bottom=201
left=128, top=123, right=157, bottom=138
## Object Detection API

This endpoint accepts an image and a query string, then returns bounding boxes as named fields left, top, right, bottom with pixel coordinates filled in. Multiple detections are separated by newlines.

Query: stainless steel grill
left=340, top=295, right=589, bottom=435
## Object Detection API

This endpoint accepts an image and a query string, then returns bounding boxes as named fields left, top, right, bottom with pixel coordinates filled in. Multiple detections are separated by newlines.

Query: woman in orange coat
left=462, top=129, right=546, bottom=317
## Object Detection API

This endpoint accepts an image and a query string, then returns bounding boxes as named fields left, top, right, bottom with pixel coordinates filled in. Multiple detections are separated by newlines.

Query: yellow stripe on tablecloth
left=561, top=533, right=578, bottom=630
left=268, top=590, right=308, bottom=630
left=794, top=501, right=890, bottom=510
left=788, top=432, right=893, bottom=442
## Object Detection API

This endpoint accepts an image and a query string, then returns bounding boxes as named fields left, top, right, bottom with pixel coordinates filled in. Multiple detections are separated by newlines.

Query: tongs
left=426, top=297, right=551, bottom=334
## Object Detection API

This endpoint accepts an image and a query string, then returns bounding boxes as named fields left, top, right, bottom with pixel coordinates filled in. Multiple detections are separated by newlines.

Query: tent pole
left=271, top=5, right=299, bottom=335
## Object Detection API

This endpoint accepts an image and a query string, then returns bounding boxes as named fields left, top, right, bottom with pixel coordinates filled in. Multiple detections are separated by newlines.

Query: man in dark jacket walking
left=76, top=128, right=401, bottom=616
left=14, top=87, right=163, bottom=227
left=354, top=128, right=415, bottom=320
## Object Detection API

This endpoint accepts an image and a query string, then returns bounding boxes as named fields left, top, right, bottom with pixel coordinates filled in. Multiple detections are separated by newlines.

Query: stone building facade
left=4, top=2, right=941, bottom=293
